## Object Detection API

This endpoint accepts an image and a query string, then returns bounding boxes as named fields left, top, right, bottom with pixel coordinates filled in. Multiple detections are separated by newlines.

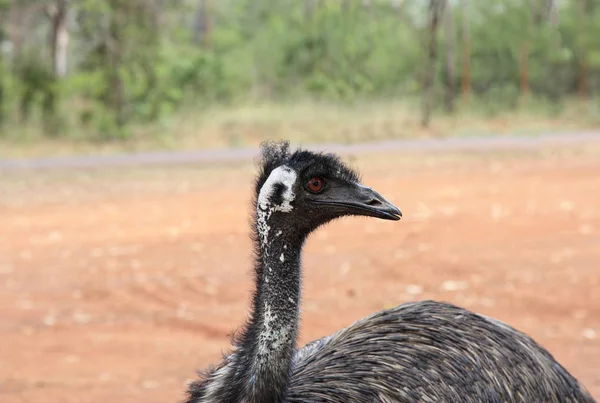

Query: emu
left=185, top=141, right=595, bottom=403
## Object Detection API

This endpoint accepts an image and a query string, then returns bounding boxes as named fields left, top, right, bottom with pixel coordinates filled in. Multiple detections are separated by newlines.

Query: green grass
left=1, top=97, right=598, bottom=159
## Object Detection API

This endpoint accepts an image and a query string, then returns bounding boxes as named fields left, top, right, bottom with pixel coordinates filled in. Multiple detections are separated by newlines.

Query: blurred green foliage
left=0, top=0, right=599, bottom=140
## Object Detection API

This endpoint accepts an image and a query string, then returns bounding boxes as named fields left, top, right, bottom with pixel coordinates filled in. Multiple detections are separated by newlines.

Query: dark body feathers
left=288, top=300, right=592, bottom=403
left=187, top=300, right=594, bottom=403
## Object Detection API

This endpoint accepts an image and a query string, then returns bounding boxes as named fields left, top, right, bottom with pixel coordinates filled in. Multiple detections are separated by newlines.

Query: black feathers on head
left=254, top=140, right=292, bottom=196
left=254, top=140, right=361, bottom=196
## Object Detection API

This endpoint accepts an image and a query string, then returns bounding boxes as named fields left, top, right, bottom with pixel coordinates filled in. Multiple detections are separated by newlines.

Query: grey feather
left=286, top=300, right=594, bottom=403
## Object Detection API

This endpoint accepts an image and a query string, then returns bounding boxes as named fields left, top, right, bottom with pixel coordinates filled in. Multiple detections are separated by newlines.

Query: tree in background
left=194, top=0, right=212, bottom=49
left=421, top=0, right=445, bottom=127
left=520, top=0, right=537, bottom=98
left=0, top=0, right=598, bottom=139
left=443, top=0, right=456, bottom=113
left=0, top=0, right=9, bottom=125
left=460, top=0, right=471, bottom=103
left=576, top=0, right=591, bottom=100
left=46, top=0, right=69, bottom=79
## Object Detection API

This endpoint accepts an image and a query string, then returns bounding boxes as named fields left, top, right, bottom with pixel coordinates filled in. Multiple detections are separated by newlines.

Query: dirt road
left=1, top=141, right=599, bottom=402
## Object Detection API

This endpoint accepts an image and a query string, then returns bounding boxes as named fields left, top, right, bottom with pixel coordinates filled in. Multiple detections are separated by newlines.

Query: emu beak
left=314, top=183, right=402, bottom=221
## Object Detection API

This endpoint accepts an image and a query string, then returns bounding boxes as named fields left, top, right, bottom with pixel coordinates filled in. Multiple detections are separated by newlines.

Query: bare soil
left=1, top=145, right=599, bottom=402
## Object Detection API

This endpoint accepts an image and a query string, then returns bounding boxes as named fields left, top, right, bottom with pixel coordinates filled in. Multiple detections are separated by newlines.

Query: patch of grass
left=0, top=97, right=597, bottom=159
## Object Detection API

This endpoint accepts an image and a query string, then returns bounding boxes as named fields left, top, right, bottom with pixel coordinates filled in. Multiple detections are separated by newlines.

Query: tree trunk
left=48, top=0, right=70, bottom=78
left=519, top=42, right=530, bottom=96
left=520, top=0, right=537, bottom=97
left=547, top=0, right=559, bottom=28
left=578, top=58, right=589, bottom=99
left=444, top=0, right=455, bottom=113
left=0, top=5, right=6, bottom=125
left=547, top=0, right=561, bottom=50
left=304, top=0, right=316, bottom=20
left=577, top=0, right=589, bottom=100
left=106, top=2, right=125, bottom=127
left=194, top=0, right=212, bottom=49
left=460, top=0, right=471, bottom=102
left=8, top=5, right=27, bottom=62
left=421, top=0, right=446, bottom=128
left=149, top=0, right=164, bottom=32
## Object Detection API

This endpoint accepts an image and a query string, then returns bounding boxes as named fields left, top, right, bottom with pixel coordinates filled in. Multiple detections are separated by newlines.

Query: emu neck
left=236, top=209, right=304, bottom=403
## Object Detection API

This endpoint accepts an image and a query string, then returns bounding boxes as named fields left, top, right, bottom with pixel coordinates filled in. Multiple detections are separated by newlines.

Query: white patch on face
left=256, top=166, right=297, bottom=249
left=257, top=166, right=297, bottom=212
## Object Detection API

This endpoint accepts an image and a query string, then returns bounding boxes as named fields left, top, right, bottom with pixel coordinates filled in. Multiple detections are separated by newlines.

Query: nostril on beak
left=366, top=199, right=382, bottom=207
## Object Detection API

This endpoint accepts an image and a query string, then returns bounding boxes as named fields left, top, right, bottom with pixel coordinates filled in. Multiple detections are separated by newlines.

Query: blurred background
left=0, top=0, right=599, bottom=151
left=0, top=1, right=599, bottom=402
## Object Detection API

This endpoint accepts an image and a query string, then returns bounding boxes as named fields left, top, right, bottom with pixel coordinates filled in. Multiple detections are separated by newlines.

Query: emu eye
left=306, top=177, right=324, bottom=193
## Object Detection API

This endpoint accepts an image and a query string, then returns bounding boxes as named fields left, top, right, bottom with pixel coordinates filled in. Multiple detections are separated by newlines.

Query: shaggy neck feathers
left=242, top=221, right=303, bottom=403
left=238, top=168, right=303, bottom=402
left=204, top=165, right=303, bottom=403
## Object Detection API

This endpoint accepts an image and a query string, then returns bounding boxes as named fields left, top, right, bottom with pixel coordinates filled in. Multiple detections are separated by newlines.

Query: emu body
left=185, top=141, right=595, bottom=403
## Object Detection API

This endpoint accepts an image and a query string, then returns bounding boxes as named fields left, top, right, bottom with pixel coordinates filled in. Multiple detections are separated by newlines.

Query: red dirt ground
left=1, top=145, right=599, bottom=402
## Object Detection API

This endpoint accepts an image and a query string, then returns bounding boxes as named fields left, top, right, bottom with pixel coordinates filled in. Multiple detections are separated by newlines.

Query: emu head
left=253, top=141, right=401, bottom=239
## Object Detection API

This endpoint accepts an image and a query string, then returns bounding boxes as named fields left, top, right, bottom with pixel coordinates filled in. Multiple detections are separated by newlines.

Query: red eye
left=306, top=177, right=324, bottom=193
